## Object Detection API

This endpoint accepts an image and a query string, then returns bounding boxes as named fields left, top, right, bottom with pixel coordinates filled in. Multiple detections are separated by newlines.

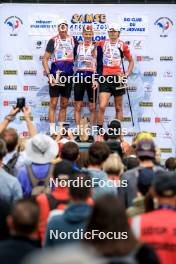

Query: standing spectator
left=44, top=173, right=92, bottom=247
left=165, top=157, right=176, bottom=171
left=0, top=139, right=22, bottom=202
left=0, top=199, right=11, bottom=241
left=17, top=134, right=58, bottom=197
left=119, top=139, right=163, bottom=207
left=0, top=198, right=40, bottom=264
left=131, top=170, right=176, bottom=264
left=82, top=142, right=117, bottom=199
left=85, top=194, right=159, bottom=264
left=61, top=141, right=80, bottom=172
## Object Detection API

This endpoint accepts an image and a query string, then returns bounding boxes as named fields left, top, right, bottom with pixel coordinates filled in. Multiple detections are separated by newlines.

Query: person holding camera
left=42, top=19, right=77, bottom=135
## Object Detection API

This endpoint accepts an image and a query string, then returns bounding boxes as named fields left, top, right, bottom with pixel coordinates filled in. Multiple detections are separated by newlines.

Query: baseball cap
left=58, top=19, right=68, bottom=26
left=153, top=170, right=176, bottom=197
left=136, top=138, right=155, bottom=158
left=108, top=23, right=121, bottom=32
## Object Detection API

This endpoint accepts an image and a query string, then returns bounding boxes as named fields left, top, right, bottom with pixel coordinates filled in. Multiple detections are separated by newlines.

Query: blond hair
left=103, top=153, right=124, bottom=176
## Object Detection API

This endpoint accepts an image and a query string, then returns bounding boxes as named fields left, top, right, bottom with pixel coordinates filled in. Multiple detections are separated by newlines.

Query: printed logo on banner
left=35, top=40, right=47, bottom=49
left=163, top=71, right=173, bottom=78
left=144, top=84, right=152, bottom=93
left=3, top=100, right=16, bottom=106
left=23, top=86, right=40, bottom=91
left=160, top=148, right=172, bottom=153
left=154, top=17, right=173, bottom=37
left=41, top=102, right=49, bottom=106
left=4, top=54, right=13, bottom=61
left=158, top=87, right=173, bottom=92
left=40, top=116, right=49, bottom=121
left=133, top=40, right=144, bottom=50
left=160, top=56, right=173, bottom=61
left=144, top=71, right=157, bottom=76
left=24, top=70, right=37, bottom=75
left=4, top=85, right=17, bottom=90
left=19, top=55, right=33, bottom=60
left=137, top=56, right=153, bottom=61
left=4, top=70, right=17, bottom=75
left=138, top=117, right=151, bottom=122
left=122, top=117, right=132, bottom=122
left=139, top=102, right=153, bottom=107
left=4, top=16, right=23, bottom=36
left=155, top=117, right=171, bottom=123
left=159, top=102, right=172, bottom=108
left=127, top=86, right=137, bottom=92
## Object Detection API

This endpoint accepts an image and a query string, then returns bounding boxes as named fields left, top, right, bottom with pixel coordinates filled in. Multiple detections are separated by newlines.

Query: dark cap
left=108, top=119, right=121, bottom=131
left=153, top=170, right=176, bottom=197
left=136, top=139, right=155, bottom=158
left=137, top=168, right=155, bottom=195
left=53, top=159, right=74, bottom=180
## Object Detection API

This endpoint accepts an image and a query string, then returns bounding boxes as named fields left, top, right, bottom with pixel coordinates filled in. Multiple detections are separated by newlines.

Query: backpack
left=107, top=245, right=141, bottom=264
left=46, top=194, right=69, bottom=210
left=26, top=164, right=53, bottom=196
left=3, top=152, right=20, bottom=176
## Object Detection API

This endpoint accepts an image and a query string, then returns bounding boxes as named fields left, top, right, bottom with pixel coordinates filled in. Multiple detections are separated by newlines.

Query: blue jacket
left=44, top=203, right=91, bottom=247
left=82, top=168, right=117, bottom=200
left=17, top=163, right=51, bottom=197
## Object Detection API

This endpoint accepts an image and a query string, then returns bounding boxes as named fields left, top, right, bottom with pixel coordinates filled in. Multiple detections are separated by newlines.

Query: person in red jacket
left=131, top=170, right=176, bottom=264
left=97, top=23, right=134, bottom=129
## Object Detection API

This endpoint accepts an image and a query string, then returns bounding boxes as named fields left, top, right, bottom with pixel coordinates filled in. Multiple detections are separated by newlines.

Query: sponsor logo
left=3, top=100, right=16, bottom=106
left=30, top=20, right=57, bottom=29
left=4, top=54, right=13, bottom=61
left=138, top=117, right=151, bottom=122
left=125, top=41, right=130, bottom=45
left=41, top=102, right=49, bottom=106
left=144, top=71, right=157, bottom=76
left=139, top=102, right=153, bottom=107
left=155, top=117, right=171, bottom=123
left=19, top=116, right=33, bottom=121
left=144, top=84, right=152, bottom=93
left=122, top=117, right=132, bottom=122
left=4, top=85, right=17, bottom=90
left=159, top=102, right=172, bottom=108
left=163, top=71, right=173, bottom=78
left=35, top=40, right=47, bottom=49
left=133, top=40, right=144, bottom=50
left=127, top=86, right=137, bottom=92
left=137, top=56, right=153, bottom=61
left=126, top=132, right=137, bottom=137
left=71, top=14, right=106, bottom=24
left=24, top=70, right=37, bottom=75
left=158, top=87, right=173, bottom=92
left=23, top=86, right=40, bottom=91
left=160, top=56, right=173, bottom=61
left=40, top=116, right=49, bottom=121
left=4, top=70, right=17, bottom=75
left=162, top=132, right=172, bottom=139
left=160, top=148, right=172, bottom=153
left=4, top=16, right=23, bottom=36
left=19, top=55, right=33, bottom=60
left=154, top=17, right=173, bottom=37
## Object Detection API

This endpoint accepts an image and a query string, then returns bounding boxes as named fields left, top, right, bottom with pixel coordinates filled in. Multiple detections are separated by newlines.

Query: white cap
left=58, top=19, right=68, bottom=26
left=108, top=23, right=121, bottom=32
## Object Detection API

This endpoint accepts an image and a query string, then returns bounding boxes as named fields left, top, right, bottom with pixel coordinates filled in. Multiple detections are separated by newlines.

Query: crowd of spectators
left=0, top=106, right=175, bottom=264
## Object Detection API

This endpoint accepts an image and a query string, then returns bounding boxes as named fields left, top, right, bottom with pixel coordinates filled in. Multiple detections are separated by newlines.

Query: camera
left=16, top=97, right=25, bottom=110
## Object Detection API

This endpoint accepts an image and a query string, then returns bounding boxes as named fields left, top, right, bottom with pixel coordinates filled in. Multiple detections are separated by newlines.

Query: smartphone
left=16, top=97, right=25, bottom=110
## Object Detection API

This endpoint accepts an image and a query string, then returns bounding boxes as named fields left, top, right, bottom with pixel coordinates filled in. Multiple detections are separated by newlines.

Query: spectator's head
left=61, top=142, right=79, bottom=162
left=104, top=119, right=121, bottom=141
left=69, top=173, right=92, bottom=202
left=0, top=139, right=8, bottom=161
left=52, top=160, right=74, bottom=188
left=165, top=157, right=176, bottom=171
left=25, top=134, right=58, bottom=164
left=1, top=128, right=18, bottom=153
left=7, top=198, right=39, bottom=237
left=76, top=151, right=89, bottom=169
left=137, top=168, right=155, bottom=196
left=103, top=153, right=124, bottom=178
left=152, top=171, right=176, bottom=206
left=123, top=155, right=139, bottom=171
left=88, top=142, right=110, bottom=167
left=135, top=139, right=156, bottom=162
left=85, top=194, right=137, bottom=256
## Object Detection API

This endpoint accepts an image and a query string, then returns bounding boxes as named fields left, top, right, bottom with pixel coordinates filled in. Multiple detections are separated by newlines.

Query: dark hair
left=1, top=128, right=18, bottom=152
left=88, top=142, right=110, bottom=166
left=53, top=160, right=74, bottom=180
left=69, top=173, right=91, bottom=201
left=0, top=139, right=7, bottom=160
left=61, top=142, right=79, bottom=162
left=123, top=156, right=139, bottom=171
left=165, top=157, right=176, bottom=171
left=76, top=151, right=89, bottom=169
left=85, top=194, right=138, bottom=256
left=138, top=156, right=155, bottom=162
left=0, top=198, right=11, bottom=240
left=11, top=198, right=39, bottom=235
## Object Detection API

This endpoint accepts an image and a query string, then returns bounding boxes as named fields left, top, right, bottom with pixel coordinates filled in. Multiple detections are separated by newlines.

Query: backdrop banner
left=0, top=3, right=176, bottom=160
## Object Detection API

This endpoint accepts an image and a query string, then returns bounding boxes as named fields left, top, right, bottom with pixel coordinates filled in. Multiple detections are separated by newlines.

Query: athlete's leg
left=74, top=101, right=83, bottom=126
left=58, top=96, right=69, bottom=122
left=49, top=97, right=58, bottom=134
left=114, top=95, right=123, bottom=121
left=97, top=92, right=111, bottom=126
